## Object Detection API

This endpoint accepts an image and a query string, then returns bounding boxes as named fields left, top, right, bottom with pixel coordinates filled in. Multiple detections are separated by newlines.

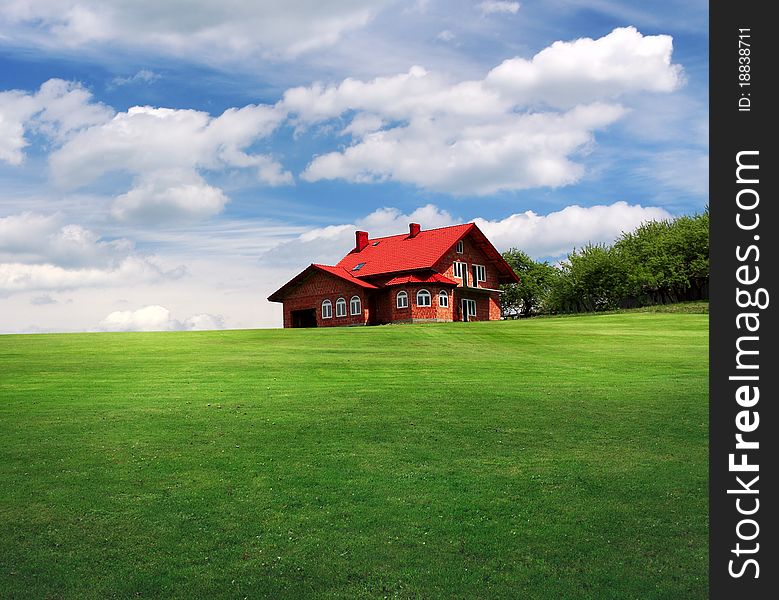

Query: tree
left=501, top=249, right=559, bottom=317
left=547, top=244, right=633, bottom=313
left=614, top=209, right=709, bottom=304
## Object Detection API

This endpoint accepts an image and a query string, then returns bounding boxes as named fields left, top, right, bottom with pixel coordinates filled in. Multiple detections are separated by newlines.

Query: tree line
left=500, top=209, right=709, bottom=317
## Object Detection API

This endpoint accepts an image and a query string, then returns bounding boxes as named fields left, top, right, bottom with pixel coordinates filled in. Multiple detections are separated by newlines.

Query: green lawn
left=0, top=313, right=708, bottom=599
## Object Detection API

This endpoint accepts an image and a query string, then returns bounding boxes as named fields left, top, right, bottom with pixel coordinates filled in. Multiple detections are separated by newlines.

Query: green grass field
left=0, top=312, right=708, bottom=599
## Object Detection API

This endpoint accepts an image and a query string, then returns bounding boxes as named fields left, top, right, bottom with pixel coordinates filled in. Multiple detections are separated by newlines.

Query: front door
left=461, top=298, right=476, bottom=322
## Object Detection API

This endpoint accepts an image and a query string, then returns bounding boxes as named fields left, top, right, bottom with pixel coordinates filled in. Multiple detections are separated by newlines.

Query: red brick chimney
left=355, top=230, right=369, bottom=251
left=409, top=223, right=421, bottom=238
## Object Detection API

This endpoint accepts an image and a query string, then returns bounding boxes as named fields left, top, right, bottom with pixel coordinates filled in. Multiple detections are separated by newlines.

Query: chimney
left=355, top=230, right=369, bottom=252
left=409, top=223, right=421, bottom=238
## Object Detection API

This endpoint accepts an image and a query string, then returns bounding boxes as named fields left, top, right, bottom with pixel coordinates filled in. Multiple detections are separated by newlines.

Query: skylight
left=352, top=262, right=366, bottom=271
left=372, top=241, right=380, bottom=246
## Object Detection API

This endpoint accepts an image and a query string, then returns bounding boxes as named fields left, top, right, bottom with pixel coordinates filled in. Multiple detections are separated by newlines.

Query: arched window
left=335, top=297, right=347, bottom=317
left=438, top=290, right=449, bottom=308
left=416, top=289, right=432, bottom=307
left=321, top=299, right=332, bottom=319
left=350, top=295, right=362, bottom=316
left=396, top=290, right=408, bottom=309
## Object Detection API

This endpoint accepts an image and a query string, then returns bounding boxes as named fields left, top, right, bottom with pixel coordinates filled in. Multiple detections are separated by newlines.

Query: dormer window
left=456, top=240, right=464, bottom=253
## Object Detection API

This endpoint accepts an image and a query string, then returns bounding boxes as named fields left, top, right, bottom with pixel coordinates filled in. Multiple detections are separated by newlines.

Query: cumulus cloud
left=110, top=171, right=229, bottom=223
left=263, top=201, right=672, bottom=268
left=484, top=26, right=683, bottom=109
left=50, top=103, right=288, bottom=188
left=0, top=211, right=134, bottom=267
left=43, top=101, right=290, bottom=222
left=0, top=211, right=183, bottom=294
left=0, top=0, right=388, bottom=60
left=473, top=201, right=673, bottom=258
left=98, top=304, right=224, bottom=332
left=478, top=1, right=520, bottom=16
left=2, top=27, right=688, bottom=220
left=287, top=27, right=683, bottom=194
left=263, top=204, right=457, bottom=267
left=0, top=78, right=112, bottom=165
left=0, top=257, right=182, bottom=295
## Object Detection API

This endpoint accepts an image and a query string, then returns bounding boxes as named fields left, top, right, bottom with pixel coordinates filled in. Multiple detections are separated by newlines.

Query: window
left=462, top=298, right=477, bottom=321
left=350, top=295, right=362, bottom=316
left=438, top=290, right=449, bottom=307
left=335, top=297, right=347, bottom=317
left=416, top=289, right=432, bottom=307
left=456, top=240, right=464, bottom=253
left=396, top=290, right=408, bottom=309
left=321, top=299, right=332, bottom=319
left=472, top=264, right=486, bottom=284
left=453, top=261, right=469, bottom=286
left=352, top=262, right=366, bottom=271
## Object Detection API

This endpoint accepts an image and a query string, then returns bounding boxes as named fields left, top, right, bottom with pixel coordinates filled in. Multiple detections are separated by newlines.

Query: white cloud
left=0, top=211, right=133, bottom=267
left=435, top=29, right=455, bottom=42
left=304, top=102, right=626, bottom=194
left=110, top=171, right=229, bottom=223
left=98, top=304, right=224, bottom=332
left=3, top=80, right=292, bottom=224
left=109, top=69, right=160, bottom=88
left=485, top=26, right=683, bottom=109
left=50, top=103, right=287, bottom=188
left=0, top=211, right=183, bottom=294
left=0, top=78, right=112, bottom=165
left=0, top=257, right=181, bottom=295
left=0, top=0, right=389, bottom=60
left=473, top=201, right=673, bottom=258
left=289, top=27, right=683, bottom=194
left=264, top=204, right=457, bottom=267
left=478, top=1, right=520, bottom=15
left=45, top=101, right=291, bottom=223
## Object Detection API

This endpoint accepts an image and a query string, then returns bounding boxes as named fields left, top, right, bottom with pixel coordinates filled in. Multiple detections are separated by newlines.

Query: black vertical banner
left=710, top=2, right=777, bottom=599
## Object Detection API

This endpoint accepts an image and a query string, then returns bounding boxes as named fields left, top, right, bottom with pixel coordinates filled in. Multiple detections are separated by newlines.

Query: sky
left=0, top=0, right=708, bottom=333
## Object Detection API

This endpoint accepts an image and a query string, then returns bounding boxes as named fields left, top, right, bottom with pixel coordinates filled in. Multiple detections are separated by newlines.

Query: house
left=268, top=222, right=519, bottom=327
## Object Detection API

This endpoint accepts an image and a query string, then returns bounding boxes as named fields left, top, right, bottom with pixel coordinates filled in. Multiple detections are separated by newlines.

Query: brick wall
left=434, top=234, right=502, bottom=291
left=453, top=290, right=502, bottom=322
left=379, top=285, right=455, bottom=323
left=281, top=270, right=369, bottom=328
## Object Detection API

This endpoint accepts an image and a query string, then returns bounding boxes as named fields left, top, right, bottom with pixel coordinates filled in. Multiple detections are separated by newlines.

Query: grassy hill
left=0, top=313, right=708, bottom=599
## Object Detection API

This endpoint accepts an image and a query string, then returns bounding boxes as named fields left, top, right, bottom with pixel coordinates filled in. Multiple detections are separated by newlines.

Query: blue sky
left=0, top=0, right=708, bottom=332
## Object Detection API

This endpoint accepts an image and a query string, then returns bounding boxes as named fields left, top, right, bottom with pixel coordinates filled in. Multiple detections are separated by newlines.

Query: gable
left=437, top=227, right=519, bottom=284
left=268, top=264, right=377, bottom=303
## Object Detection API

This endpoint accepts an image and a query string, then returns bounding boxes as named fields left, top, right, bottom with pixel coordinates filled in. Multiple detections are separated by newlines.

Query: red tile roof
left=312, top=264, right=379, bottom=289
left=337, top=222, right=518, bottom=283
left=336, top=223, right=473, bottom=276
